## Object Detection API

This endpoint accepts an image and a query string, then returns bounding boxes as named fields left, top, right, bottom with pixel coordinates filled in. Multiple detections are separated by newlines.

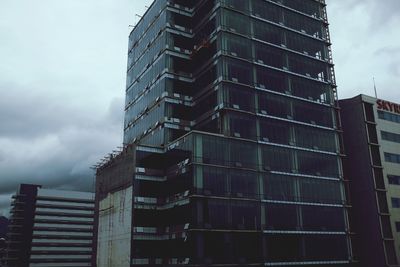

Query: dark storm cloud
left=0, top=87, right=125, bottom=194
left=0, top=82, right=90, bottom=139
left=0, top=91, right=124, bottom=215
left=0, top=76, right=126, bottom=214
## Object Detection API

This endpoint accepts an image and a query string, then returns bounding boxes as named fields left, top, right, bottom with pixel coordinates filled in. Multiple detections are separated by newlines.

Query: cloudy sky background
left=0, top=0, right=399, bottom=216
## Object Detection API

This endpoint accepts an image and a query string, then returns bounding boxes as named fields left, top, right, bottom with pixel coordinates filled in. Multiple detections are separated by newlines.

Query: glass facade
left=124, top=0, right=338, bottom=147
left=385, top=152, right=400, bottom=164
left=124, top=0, right=353, bottom=266
left=133, top=131, right=351, bottom=265
left=389, top=175, right=400, bottom=185
left=382, top=130, right=400, bottom=144
left=378, top=110, right=400, bottom=123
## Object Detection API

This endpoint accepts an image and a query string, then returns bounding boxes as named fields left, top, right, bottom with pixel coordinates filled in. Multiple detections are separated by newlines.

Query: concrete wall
left=93, top=146, right=136, bottom=266
left=97, top=186, right=132, bottom=267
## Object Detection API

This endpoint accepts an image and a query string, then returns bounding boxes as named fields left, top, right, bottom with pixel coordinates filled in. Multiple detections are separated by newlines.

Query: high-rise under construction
left=95, top=0, right=355, bottom=266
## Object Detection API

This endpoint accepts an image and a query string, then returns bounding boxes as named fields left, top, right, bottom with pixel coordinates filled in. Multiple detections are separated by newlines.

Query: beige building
left=340, top=94, right=400, bottom=267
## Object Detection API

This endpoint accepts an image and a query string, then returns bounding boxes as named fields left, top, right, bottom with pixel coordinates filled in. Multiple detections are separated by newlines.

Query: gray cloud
left=333, top=0, right=400, bottom=27
left=0, top=0, right=153, bottom=215
left=328, top=0, right=400, bottom=100
left=374, top=46, right=400, bottom=57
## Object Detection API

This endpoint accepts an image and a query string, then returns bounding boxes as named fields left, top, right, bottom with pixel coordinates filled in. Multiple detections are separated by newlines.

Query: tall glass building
left=95, top=0, right=355, bottom=266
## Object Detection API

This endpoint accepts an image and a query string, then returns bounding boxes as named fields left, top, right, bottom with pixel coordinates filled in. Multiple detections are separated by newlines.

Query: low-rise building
left=5, top=184, right=94, bottom=267
left=340, top=94, right=400, bottom=267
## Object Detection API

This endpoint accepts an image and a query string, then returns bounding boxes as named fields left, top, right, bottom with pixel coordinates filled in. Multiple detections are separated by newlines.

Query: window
left=228, top=113, right=257, bottom=140
left=265, top=235, right=302, bottom=261
left=200, top=135, right=257, bottom=168
left=259, top=119, right=291, bottom=145
left=378, top=110, right=400, bottom=123
left=381, top=131, right=400, bottom=144
left=204, top=199, right=229, bottom=229
left=288, top=53, right=328, bottom=81
left=255, top=43, right=285, bottom=69
left=391, top=198, right=400, bottom=208
left=299, top=179, right=343, bottom=204
left=221, top=0, right=250, bottom=12
left=370, top=146, right=382, bottom=166
left=224, top=58, right=253, bottom=84
left=396, top=222, right=400, bottom=232
left=294, top=126, right=337, bottom=152
left=302, top=206, right=345, bottom=231
left=385, top=240, right=399, bottom=265
left=230, top=170, right=259, bottom=198
left=297, top=151, right=339, bottom=177
left=290, top=77, right=331, bottom=104
left=222, top=33, right=252, bottom=60
left=203, top=232, right=261, bottom=263
left=374, top=169, right=386, bottom=189
left=252, top=1, right=282, bottom=24
left=367, top=124, right=378, bottom=143
left=263, top=174, right=343, bottom=204
left=231, top=201, right=260, bottom=230
left=265, top=204, right=298, bottom=230
left=264, top=174, right=296, bottom=201
left=256, top=67, right=287, bottom=93
left=258, top=92, right=292, bottom=119
left=265, top=234, right=349, bottom=262
left=377, top=192, right=389, bottom=213
left=221, top=9, right=250, bottom=36
left=280, top=0, right=321, bottom=18
left=293, top=100, right=334, bottom=127
left=364, top=102, right=375, bottom=122
left=388, top=175, right=400, bottom=185
left=262, top=147, right=293, bottom=173
left=303, top=235, right=349, bottom=261
left=223, top=83, right=255, bottom=112
left=283, top=8, right=324, bottom=38
left=381, top=216, right=393, bottom=238
left=385, top=152, right=400, bottom=164
left=203, top=166, right=228, bottom=196
left=253, top=20, right=283, bottom=45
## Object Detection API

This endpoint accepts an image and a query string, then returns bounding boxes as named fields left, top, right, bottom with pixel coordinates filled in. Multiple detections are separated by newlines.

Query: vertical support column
left=258, top=144, right=266, bottom=261
left=194, top=165, right=204, bottom=195
left=255, top=116, right=261, bottom=141
left=194, top=134, right=204, bottom=194
left=222, top=112, right=230, bottom=137
left=194, top=134, right=203, bottom=164
left=195, top=232, right=204, bottom=263
left=259, top=172, right=266, bottom=228
left=293, top=153, right=300, bottom=195
left=289, top=124, right=296, bottom=147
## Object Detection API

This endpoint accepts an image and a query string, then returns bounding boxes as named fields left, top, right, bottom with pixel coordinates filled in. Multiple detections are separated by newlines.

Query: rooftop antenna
left=373, top=77, right=378, bottom=99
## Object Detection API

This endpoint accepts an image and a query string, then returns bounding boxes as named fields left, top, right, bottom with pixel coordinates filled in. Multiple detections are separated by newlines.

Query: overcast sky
left=0, top=0, right=399, bottom=216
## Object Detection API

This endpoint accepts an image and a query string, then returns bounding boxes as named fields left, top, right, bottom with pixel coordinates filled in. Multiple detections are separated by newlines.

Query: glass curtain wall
left=127, top=0, right=352, bottom=266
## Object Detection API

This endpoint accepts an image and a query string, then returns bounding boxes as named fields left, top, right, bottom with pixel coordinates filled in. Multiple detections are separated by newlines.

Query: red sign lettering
left=377, top=99, right=400, bottom=115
